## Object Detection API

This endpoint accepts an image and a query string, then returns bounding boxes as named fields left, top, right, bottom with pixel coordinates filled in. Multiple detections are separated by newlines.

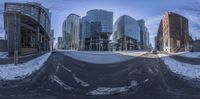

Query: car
left=51, top=50, right=57, bottom=54
left=151, top=50, right=157, bottom=54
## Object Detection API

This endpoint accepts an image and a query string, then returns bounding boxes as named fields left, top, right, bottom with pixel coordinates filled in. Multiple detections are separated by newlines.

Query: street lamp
left=14, top=12, right=19, bottom=65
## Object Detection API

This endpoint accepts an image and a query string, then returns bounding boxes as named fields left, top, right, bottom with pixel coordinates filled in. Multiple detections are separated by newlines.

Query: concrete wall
left=0, top=40, right=7, bottom=52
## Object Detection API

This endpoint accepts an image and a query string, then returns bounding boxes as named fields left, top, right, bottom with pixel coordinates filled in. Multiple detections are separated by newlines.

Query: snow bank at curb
left=158, top=54, right=200, bottom=79
left=171, top=51, right=200, bottom=59
left=0, top=53, right=51, bottom=80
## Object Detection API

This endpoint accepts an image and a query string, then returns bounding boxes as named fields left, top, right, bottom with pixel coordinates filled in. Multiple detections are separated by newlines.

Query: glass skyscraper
left=82, top=9, right=113, bottom=51
left=62, top=13, right=80, bottom=50
left=137, top=20, right=150, bottom=49
left=112, top=15, right=140, bottom=50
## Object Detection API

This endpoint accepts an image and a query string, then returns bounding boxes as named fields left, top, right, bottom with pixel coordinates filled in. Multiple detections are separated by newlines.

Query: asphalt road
left=0, top=51, right=200, bottom=99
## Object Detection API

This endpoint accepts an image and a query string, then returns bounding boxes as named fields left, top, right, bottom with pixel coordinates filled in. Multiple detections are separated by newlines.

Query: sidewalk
left=166, top=52, right=200, bottom=65
left=158, top=53, right=200, bottom=79
left=0, top=52, right=51, bottom=80
left=0, top=52, right=47, bottom=65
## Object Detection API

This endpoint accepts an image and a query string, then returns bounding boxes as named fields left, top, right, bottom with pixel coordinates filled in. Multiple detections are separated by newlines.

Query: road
left=0, top=51, right=200, bottom=99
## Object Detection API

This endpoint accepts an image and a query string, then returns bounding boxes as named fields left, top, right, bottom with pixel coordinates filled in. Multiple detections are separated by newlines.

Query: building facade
left=192, top=40, right=200, bottom=52
left=79, top=16, right=91, bottom=50
left=57, top=37, right=62, bottom=49
left=50, top=29, right=54, bottom=51
left=62, top=14, right=80, bottom=50
left=137, top=19, right=149, bottom=49
left=156, top=20, right=163, bottom=51
left=156, top=12, right=190, bottom=52
left=112, top=15, right=140, bottom=51
left=62, top=20, right=67, bottom=49
left=4, top=2, right=51, bottom=56
left=82, top=9, right=113, bottom=51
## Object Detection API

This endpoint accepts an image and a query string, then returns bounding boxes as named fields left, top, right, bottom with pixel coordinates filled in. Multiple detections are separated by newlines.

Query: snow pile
left=0, top=52, right=8, bottom=58
left=87, top=80, right=138, bottom=95
left=172, top=51, right=200, bottom=58
left=50, top=75, right=74, bottom=90
left=64, top=51, right=146, bottom=64
left=158, top=54, right=200, bottom=79
left=0, top=53, right=51, bottom=80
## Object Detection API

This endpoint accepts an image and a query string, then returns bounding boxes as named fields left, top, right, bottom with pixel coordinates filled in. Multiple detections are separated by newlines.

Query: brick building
left=156, top=12, right=190, bottom=52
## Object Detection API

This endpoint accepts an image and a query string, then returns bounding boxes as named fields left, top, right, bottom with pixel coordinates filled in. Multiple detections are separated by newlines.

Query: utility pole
left=14, top=13, right=18, bottom=65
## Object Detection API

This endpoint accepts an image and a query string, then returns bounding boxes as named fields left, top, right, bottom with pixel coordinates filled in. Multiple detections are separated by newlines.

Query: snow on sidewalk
left=63, top=51, right=147, bottom=64
left=158, top=54, right=200, bottom=79
left=171, top=51, right=200, bottom=58
left=0, top=52, right=51, bottom=80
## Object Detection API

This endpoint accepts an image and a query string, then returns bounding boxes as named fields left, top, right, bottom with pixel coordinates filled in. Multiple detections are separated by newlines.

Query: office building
left=57, top=37, right=62, bottom=49
left=50, top=29, right=54, bottom=51
left=62, top=14, right=80, bottom=50
left=112, top=15, right=140, bottom=50
left=156, top=12, right=190, bottom=52
left=4, top=2, right=51, bottom=56
left=137, top=20, right=149, bottom=49
left=83, top=9, right=113, bottom=51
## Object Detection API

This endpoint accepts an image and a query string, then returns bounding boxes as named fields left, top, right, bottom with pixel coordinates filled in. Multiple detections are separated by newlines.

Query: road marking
left=72, top=74, right=89, bottom=87
left=61, top=65, right=72, bottom=73
left=60, top=64, right=90, bottom=87
left=49, top=75, right=74, bottom=90
left=148, top=67, right=154, bottom=74
left=144, top=78, right=149, bottom=82
left=54, top=63, right=60, bottom=74
left=87, top=80, right=138, bottom=95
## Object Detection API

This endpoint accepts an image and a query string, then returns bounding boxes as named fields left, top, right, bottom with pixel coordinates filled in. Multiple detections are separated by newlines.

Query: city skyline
left=1, top=0, right=200, bottom=47
left=1, top=1, right=200, bottom=98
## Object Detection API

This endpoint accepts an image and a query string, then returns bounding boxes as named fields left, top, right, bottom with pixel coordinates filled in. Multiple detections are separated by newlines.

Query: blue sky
left=0, top=0, right=200, bottom=47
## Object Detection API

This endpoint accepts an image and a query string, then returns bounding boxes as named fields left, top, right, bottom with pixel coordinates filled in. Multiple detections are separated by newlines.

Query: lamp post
left=14, top=13, right=18, bottom=65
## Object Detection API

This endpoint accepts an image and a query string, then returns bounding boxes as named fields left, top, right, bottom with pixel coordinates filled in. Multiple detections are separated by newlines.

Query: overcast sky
left=0, top=0, right=200, bottom=47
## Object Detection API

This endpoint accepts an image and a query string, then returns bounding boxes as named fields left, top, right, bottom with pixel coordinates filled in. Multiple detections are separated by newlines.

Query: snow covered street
left=1, top=51, right=200, bottom=98
left=63, top=51, right=147, bottom=64
left=87, top=80, right=138, bottom=95
left=0, top=52, right=51, bottom=80
left=158, top=53, right=200, bottom=79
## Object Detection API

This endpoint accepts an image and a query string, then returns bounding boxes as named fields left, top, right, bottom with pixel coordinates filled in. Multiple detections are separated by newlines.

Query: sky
left=0, top=0, right=200, bottom=47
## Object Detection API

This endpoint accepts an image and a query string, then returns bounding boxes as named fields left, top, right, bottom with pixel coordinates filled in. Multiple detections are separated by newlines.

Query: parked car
left=151, top=50, right=157, bottom=54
